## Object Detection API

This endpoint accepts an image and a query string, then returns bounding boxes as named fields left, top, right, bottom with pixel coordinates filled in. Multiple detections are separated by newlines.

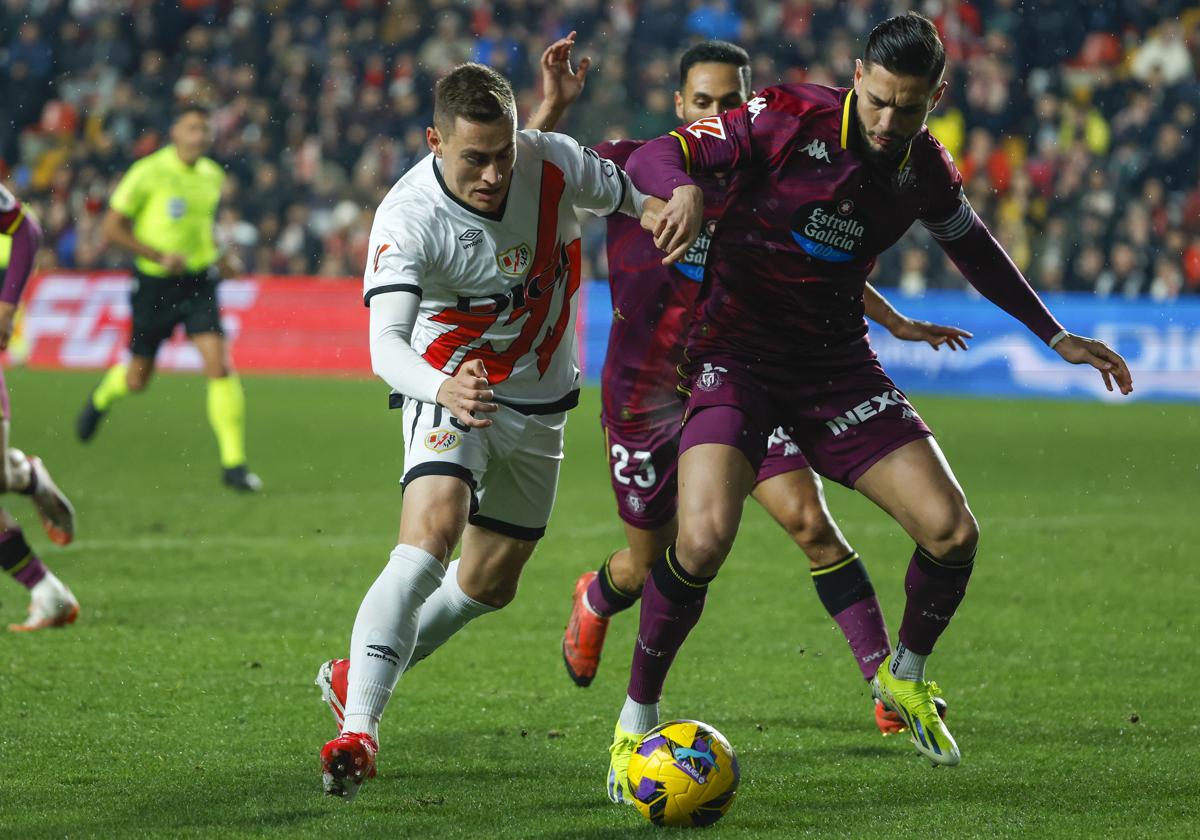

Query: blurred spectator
left=0, top=0, right=1194, bottom=298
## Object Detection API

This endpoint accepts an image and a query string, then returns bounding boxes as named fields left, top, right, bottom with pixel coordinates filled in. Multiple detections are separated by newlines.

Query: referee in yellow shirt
left=76, top=104, right=261, bottom=491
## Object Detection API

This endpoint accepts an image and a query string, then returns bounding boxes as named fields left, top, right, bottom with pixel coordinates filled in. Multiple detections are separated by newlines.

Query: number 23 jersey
left=364, top=129, right=636, bottom=410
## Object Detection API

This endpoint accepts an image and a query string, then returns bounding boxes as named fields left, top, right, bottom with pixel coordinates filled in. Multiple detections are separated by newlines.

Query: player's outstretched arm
left=526, top=30, right=591, bottom=133
left=864, top=282, right=971, bottom=351
left=1049, top=332, right=1133, bottom=395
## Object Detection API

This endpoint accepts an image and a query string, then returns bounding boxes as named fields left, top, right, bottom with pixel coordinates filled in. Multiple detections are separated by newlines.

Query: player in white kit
left=319, top=60, right=653, bottom=801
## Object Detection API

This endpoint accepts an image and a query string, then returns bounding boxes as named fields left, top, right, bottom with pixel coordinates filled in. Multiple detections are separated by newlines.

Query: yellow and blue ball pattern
left=627, top=719, right=739, bottom=827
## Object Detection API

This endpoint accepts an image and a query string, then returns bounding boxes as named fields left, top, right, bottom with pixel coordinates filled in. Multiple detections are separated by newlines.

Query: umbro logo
left=458, top=229, right=484, bottom=249
left=803, top=138, right=831, bottom=162
left=366, top=644, right=401, bottom=664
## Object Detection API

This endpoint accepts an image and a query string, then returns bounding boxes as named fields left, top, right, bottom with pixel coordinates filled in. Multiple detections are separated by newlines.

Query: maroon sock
left=812, top=552, right=892, bottom=680
left=585, top=553, right=639, bottom=618
left=0, top=528, right=46, bottom=590
left=898, top=545, right=974, bottom=656
left=627, top=544, right=713, bottom=704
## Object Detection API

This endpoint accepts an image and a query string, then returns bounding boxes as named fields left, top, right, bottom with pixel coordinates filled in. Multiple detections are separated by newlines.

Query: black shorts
left=129, top=267, right=224, bottom=357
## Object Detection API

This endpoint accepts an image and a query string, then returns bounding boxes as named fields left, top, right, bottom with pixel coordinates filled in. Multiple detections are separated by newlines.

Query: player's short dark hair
left=433, top=63, right=516, bottom=134
left=173, top=102, right=211, bottom=123
left=863, top=13, right=946, bottom=85
left=679, top=40, right=751, bottom=92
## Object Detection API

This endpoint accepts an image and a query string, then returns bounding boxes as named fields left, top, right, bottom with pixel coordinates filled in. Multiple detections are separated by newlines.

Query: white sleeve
left=369, top=291, right=449, bottom=405
left=534, top=130, right=646, bottom=218
left=362, top=212, right=431, bottom=306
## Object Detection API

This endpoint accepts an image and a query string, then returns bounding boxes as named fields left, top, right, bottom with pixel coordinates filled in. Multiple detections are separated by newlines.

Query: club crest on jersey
left=695, top=363, right=728, bottom=392
left=675, top=218, right=717, bottom=282
left=790, top=201, right=867, bottom=263
left=425, top=429, right=461, bottom=453
left=497, top=242, right=532, bottom=276
left=684, top=115, right=726, bottom=141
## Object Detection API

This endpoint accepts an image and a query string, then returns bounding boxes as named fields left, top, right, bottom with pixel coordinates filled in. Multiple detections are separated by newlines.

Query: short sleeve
left=363, top=216, right=432, bottom=307
left=109, top=161, right=150, bottom=218
left=535, top=130, right=632, bottom=217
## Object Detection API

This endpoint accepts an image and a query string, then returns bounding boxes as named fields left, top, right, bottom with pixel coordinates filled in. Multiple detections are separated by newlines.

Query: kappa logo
left=695, top=362, right=728, bottom=392
left=767, top=427, right=802, bottom=457
left=684, top=115, right=727, bottom=141
left=825, top=389, right=919, bottom=436
left=372, top=242, right=391, bottom=273
left=625, top=492, right=646, bottom=514
left=425, top=429, right=461, bottom=453
left=803, top=138, right=831, bottom=162
left=458, top=229, right=484, bottom=249
left=366, top=644, right=401, bottom=663
left=747, top=96, right=767, bottom=123
left=496, top=242, right=532, bottom=275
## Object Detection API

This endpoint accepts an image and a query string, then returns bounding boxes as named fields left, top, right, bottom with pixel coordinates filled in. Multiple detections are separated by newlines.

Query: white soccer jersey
left=365, top=130, right=637, bottom=409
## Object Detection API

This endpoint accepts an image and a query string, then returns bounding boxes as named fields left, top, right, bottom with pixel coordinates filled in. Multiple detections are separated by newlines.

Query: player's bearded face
left=852, top=60, right=945, bottom=161
left=676, top=61, right=750, bottom=123
left=428, top=116, right=517, bottom=213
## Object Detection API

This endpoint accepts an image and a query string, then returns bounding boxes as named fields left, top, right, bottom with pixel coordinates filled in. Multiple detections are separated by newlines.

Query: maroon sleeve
left=918, top=140, right=1064, bottom=343
left=625, top=88, right=796, bottom=199
left=2, top=212, right=43, bottom=305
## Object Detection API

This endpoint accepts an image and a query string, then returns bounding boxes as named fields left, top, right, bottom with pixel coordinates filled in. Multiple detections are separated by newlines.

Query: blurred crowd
left=2, top=0, right=1198, bottom=299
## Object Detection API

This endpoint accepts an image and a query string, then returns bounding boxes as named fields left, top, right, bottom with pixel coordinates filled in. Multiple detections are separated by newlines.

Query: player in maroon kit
left=605, top=13, right=1132, bottom=791
left=0, top=184, right=79, bottom=631
left=538, top=42, right=969, bottom=739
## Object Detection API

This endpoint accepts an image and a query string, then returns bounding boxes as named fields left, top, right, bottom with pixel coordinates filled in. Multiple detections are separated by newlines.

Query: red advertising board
left=14, top=272, right=372, bottom=375
left=12, top=272, right=593, bottom=377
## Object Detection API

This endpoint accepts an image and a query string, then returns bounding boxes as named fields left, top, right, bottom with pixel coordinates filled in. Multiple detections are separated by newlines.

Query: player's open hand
left=887, top=316, right=973, bottom=351
left=0, top=301, right=15, bottom=352
left=437, top=358, right=498, bottom=428
left=654, top=185, right=704, bottom=265
left=540, top=30, right=591, bottom=109
left=1052, top=333, right=1134, bottom=395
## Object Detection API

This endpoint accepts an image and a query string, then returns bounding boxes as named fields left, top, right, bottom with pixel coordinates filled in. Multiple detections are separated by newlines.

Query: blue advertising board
left=580, top=285, right=1200, bottom=402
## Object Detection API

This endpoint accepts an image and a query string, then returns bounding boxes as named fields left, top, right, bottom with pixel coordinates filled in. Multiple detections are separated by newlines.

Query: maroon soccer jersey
left=625, top=84, right=1062, bottom=368
left=594, top=140, right=728, bottom=420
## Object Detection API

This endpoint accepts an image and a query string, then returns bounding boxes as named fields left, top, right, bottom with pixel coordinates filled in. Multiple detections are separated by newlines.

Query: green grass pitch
left=1, top=369, right=1196, bottom=838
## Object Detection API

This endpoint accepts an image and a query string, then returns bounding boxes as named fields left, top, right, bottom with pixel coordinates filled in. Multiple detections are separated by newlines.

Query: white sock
left=889, top=642, right=928, bottom=682
left=618, top=695, right=659, bottom=735
left=342, top=545, right=444, bottom=743
left=405, top=559, right=496, bottom=670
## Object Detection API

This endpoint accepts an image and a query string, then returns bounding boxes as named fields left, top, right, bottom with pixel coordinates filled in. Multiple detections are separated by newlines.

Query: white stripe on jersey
left=364, top=130, right=633, bottom=407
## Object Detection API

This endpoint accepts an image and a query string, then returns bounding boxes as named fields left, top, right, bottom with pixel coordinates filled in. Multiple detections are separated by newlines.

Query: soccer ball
left=627, top=719, right=739, bottom=827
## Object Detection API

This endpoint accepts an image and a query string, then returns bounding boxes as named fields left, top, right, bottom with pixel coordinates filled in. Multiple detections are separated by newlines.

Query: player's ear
left=674, top=90, right=685, bottom=122
left=426, top=126, right=442, bottom=157
left=853, top=58, right=864, bottom=89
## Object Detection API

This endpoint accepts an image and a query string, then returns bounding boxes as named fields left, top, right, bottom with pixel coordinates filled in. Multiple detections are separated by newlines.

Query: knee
left=778, top=503, right=839, bottom=556
left=925, top=506, right=979, bottom=563
left=676, top=519, right=735, bottom=576
left=126, top=373, right=149, bottom=392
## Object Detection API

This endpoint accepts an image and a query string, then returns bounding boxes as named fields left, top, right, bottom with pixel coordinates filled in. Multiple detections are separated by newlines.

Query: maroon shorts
left=678, top=356, right=933, bottom=488
left=603, top=408, right=810, bottom=530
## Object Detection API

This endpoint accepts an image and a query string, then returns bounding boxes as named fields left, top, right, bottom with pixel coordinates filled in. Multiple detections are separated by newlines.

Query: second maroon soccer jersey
left=594, top=140, right=728, bottom=422
left=627, top=84, right=1010, bottom=368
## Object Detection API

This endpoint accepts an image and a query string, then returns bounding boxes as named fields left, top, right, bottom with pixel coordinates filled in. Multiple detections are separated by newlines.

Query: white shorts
left=398, top=397, right=566, bottom=540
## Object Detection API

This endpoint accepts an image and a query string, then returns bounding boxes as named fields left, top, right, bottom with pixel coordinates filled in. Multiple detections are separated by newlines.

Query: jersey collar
left=840, top=89, right=913, bottom=172
left=431, top=156, right=509, bottom=222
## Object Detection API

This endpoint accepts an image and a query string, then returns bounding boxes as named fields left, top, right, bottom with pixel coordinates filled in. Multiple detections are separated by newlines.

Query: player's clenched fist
left=652, top=185, right=704, bottom=265
left=437, top=358, right=498, bottom=428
